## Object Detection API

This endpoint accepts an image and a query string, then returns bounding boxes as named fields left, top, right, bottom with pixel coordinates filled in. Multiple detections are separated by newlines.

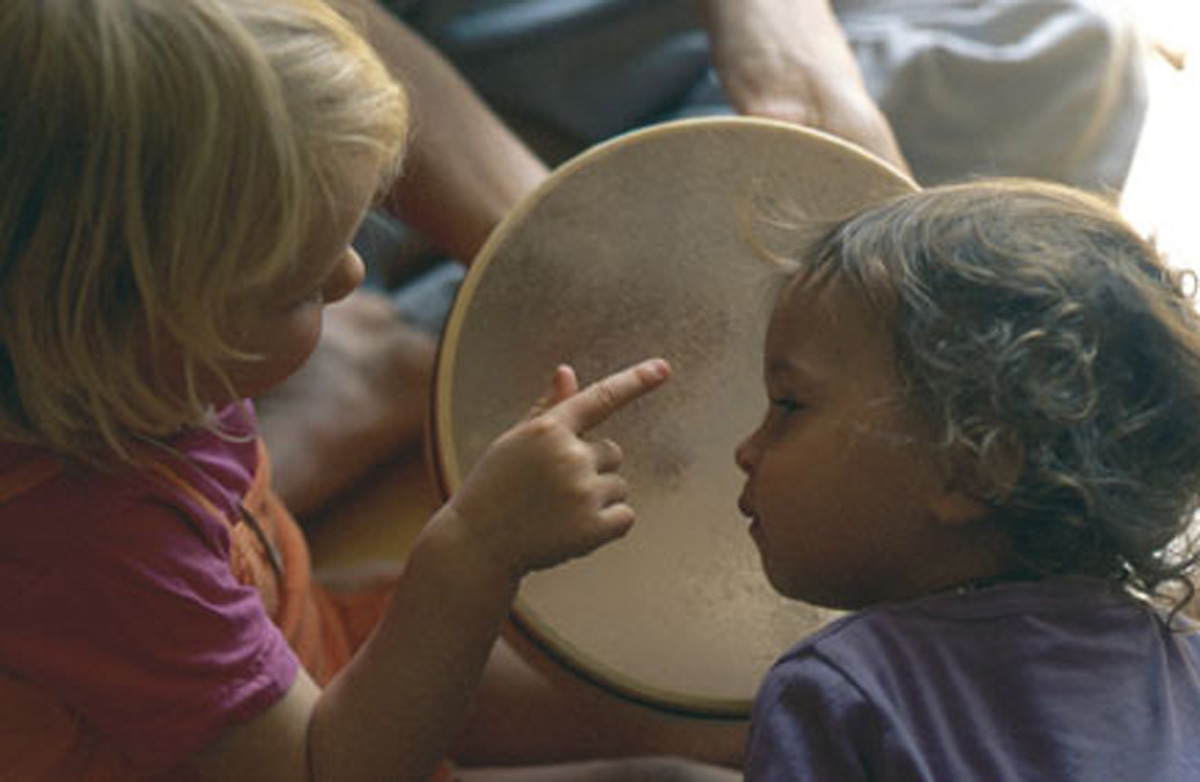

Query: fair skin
left=344, top=0, right=908, bottom=262
left=194, top=358, right=676, bottom=782
left=263, top=0, right=912, bottom=516
left=696, top=0, right=908, bottom=173
left=219, top=170, right=375, bottom=402
left=735, top=278, right=1011, bottom=609
left=257, top=0, right=550, bottom=516
left=255, top=1, right=900, bottom=764
left=255, top=289, right=436, bottom=516
left=187, top=157, right=739, bottom=779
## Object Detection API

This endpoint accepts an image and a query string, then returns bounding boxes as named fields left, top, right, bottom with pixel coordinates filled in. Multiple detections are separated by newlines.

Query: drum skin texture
left=433, top=117, right=917, bottom=716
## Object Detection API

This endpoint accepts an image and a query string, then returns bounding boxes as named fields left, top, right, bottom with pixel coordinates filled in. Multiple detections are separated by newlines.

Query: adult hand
left=445, top=359, right=672, bottom=581
left=699, top=0, right=909, bottom=174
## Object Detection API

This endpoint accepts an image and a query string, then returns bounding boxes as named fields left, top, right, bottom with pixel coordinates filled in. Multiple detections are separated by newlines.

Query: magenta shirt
left=0, top=402, right=298, bottom=774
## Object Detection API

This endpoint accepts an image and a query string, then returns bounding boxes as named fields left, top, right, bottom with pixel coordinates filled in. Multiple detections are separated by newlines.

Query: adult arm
left=339, top=0, right=548, bottom=263
left=695, top=0, right=909, bottom=173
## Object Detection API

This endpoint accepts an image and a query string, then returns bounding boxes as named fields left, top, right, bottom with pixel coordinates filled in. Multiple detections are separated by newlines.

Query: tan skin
left=262, top=0, right=913, bottom=518
left=254, top=290, right=435, bottom=517
left=735, top=279, right=1013, bottom=610
left=244, top=6, right=752, bottom=777
left=696, top=0, right=908, bottom=175
left=185, top=154, right=743, bottom=779
left=257, top=0, right=550, bottom=517
left=194, top=359, right=687, bottom=781
left=245, top=1, right=914, bottom=771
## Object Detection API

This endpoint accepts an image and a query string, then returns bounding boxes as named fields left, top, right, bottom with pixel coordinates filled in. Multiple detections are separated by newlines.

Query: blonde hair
left=0, top=0, right=408, bottom=464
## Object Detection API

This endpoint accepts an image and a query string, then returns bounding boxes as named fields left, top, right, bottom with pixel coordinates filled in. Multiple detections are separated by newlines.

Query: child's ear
left=931, top=434, right=1024, bottom=527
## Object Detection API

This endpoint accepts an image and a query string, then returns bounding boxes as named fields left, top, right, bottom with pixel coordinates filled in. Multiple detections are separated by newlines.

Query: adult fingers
left=549, top=358, right=671, bottom=434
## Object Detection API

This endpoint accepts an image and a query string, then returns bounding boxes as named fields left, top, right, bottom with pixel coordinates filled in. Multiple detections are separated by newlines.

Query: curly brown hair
left=793, top=178, right=1200, bottom=608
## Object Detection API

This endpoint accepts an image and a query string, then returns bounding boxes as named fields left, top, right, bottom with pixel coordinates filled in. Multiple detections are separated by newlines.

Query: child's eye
left=769, top=397, right=802, bottom=417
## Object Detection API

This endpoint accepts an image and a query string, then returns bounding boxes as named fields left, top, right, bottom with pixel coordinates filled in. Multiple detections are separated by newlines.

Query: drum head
left=433, top=117, right=917, bottom=716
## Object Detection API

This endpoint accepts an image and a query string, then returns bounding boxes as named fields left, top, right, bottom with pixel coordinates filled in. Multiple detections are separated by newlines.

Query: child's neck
left=942, top=566, right=1042, bottom=595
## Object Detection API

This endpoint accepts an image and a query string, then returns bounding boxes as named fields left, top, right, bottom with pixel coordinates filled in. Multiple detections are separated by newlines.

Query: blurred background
left=1122, top=0, right=1200, bottom=277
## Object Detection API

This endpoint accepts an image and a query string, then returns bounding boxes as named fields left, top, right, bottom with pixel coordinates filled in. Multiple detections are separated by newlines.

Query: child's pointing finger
left=547, top=358, right=671, bottom=433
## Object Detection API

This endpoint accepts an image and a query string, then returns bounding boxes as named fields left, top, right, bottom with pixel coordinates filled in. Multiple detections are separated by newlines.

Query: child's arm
left=191, top=359, right=671, bottom=782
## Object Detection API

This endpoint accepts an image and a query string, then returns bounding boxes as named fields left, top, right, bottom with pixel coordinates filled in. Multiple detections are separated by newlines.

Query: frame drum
left=432, top=117, right=917, bottom=717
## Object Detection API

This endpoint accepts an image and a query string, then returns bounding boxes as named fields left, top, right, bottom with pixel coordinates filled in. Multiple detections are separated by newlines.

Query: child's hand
left=443, top=358, right=671, bottom=582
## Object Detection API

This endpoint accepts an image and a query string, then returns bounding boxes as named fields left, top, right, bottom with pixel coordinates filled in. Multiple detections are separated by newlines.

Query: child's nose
left=322, top=248, right=366, bottom=305
left=734, top=431, right=759, bottom=475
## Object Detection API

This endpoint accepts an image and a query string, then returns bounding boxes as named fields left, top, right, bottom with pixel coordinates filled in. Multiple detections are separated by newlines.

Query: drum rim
left=429, top=116, right=917, bottom=716
left=432, top=115, right=915, bottom=502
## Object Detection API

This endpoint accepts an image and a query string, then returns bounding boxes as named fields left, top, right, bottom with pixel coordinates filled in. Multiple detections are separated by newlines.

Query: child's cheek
left=223, top=304, right=325, bottom=399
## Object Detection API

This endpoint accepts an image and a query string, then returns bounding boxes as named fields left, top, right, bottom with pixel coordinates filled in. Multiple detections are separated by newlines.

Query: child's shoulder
left=0, top=402, right=261, bottom=581
left=774, top=578, right=1161, bottom=677
left=753, top=586, right=1200, bottom=780
left=0, top=438, right=147, bottom=557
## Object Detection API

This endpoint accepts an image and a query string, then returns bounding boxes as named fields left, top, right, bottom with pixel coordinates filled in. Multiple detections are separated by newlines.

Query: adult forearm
left=343, top=0, right=548, bottom=262
left=698, top=0, right=842, bottom=56
left=695, top=0, right=909, bottom=172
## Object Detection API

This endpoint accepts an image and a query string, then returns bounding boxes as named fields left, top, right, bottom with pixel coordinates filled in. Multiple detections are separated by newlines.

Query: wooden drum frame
left=431, top=117, right=917, bottom=717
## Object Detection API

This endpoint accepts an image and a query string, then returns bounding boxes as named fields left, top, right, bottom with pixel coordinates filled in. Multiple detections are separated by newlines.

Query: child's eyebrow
left=765, top=357, right=821, bottom=386
left=765, top=358, right=796, bottom=377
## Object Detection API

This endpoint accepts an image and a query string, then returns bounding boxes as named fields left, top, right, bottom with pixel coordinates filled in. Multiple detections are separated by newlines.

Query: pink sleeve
left=0, top=496, right=299, bottom=775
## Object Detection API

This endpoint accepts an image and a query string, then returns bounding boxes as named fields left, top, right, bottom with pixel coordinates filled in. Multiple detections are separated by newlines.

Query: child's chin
left=771, top=573, right=865, bottom=612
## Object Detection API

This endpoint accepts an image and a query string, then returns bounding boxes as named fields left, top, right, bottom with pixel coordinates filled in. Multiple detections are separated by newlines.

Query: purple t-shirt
left=0, top=402, right=298, bottom=775
left=746, top=579, right=1200, bottom=781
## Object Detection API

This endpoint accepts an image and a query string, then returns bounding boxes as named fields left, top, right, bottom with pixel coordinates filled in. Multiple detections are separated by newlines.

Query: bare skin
left=696, top=0, right=909, bottom=174
left=196, top=360, right=750, bottom=781
left=260, top=0, right=548, bottom=515
left=256, top=289, right=436, bottom=518
left=250, top=9, right=905, bottom=770
left=261, top=0, right=912, bottom=515
left=312, top=563, right=747, bottom=775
